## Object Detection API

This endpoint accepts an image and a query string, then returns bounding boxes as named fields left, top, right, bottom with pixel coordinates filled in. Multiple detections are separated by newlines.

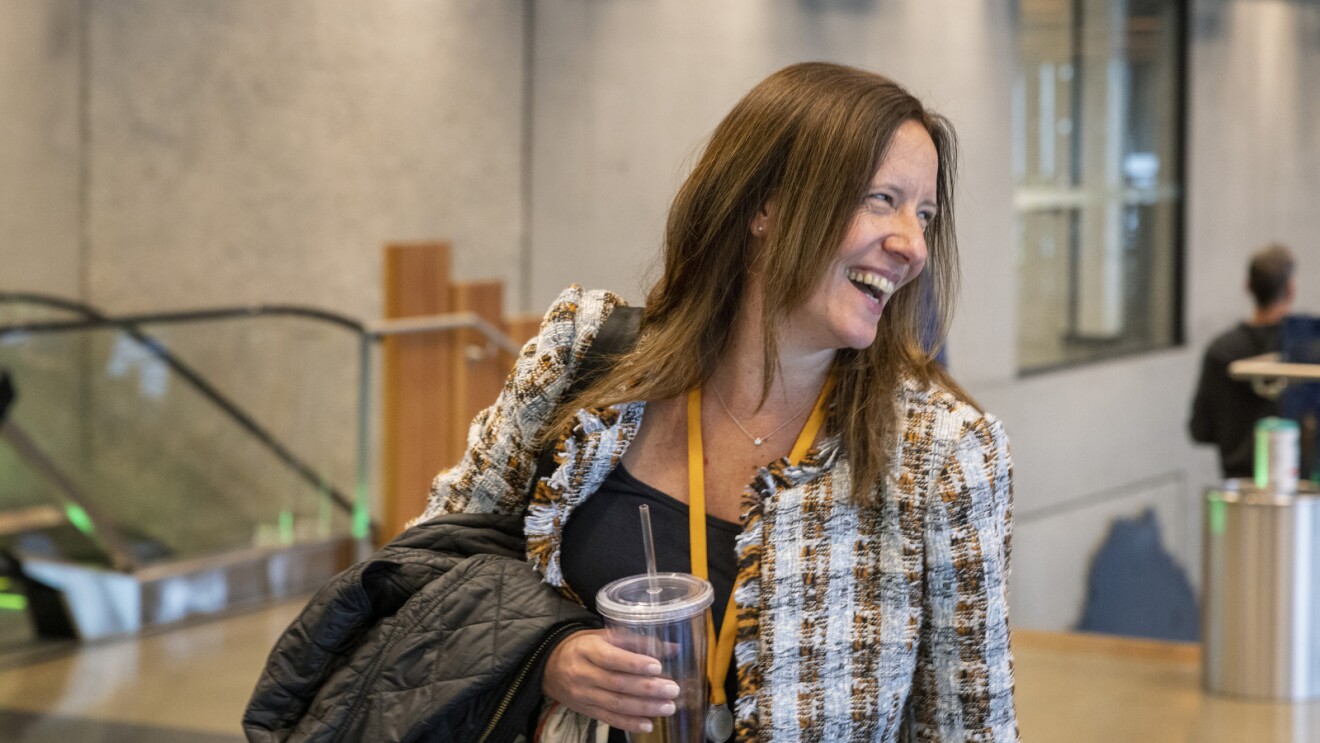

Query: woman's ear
left=749, top=197, right=778, bottom=238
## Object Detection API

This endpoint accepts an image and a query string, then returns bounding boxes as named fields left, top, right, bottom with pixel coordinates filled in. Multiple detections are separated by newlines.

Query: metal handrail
left=366, top=312, right=523, bottom=356
left=0, top=301, right=367, bottom=335
left=0, top=294, right=525, bottom=357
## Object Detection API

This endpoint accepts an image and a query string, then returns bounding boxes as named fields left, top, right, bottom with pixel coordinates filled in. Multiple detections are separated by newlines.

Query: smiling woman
left=244, top=63, right=1017, bottom=743
left=402, top=63, right=1018, bottom=742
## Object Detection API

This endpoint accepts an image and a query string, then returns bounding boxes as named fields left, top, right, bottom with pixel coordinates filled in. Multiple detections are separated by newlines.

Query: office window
left=1014, top=0, right=1184, bottom=372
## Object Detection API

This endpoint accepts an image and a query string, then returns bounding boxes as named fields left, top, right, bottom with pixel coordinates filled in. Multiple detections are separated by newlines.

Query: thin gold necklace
left=708, top=383, right=818, bottom=447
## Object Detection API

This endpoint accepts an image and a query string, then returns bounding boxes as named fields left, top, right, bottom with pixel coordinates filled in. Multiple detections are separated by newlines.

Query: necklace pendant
left=704, top=702, right=734, bottom=742
left=752, top=437, right=763, bottom=446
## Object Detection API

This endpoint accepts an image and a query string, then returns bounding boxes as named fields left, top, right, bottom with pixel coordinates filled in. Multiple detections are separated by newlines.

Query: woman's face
left=782, top=119, right=938, bottom=353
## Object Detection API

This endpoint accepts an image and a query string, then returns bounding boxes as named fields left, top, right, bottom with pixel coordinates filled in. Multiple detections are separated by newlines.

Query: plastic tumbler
left=596, top=572, right=713, bottom=743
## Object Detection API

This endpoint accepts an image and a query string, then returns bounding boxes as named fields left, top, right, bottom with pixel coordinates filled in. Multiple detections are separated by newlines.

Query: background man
left=1189, top=243, right=1296, bottom=478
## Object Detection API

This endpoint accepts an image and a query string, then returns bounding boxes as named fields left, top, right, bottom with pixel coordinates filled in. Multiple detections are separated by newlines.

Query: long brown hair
left=551, top=62, right=974, bottom=506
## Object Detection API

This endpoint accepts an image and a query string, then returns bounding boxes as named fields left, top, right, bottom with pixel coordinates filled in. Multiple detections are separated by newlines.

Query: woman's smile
left=845, top=268, right=898, bottom=303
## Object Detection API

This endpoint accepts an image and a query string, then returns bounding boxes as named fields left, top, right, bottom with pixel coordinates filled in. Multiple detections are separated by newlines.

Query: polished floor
left=0, top=599, right=1317, bottom=742
left=0, top=600, right=296, bottom=742
left=1014, top=630, right=1320, bottom=742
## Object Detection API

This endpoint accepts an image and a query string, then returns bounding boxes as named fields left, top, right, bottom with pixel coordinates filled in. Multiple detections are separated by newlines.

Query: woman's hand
left=541, top=629, right=681, bottom=734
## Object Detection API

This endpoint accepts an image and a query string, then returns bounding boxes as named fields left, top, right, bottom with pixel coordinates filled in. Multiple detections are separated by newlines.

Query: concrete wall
left=85, top=0, right=526, bottom=319
left=0, top=0, right=82, bottom=300
left=3, top=1, right=527, bottom=318
left=2, top=0, right=1318, bottom=631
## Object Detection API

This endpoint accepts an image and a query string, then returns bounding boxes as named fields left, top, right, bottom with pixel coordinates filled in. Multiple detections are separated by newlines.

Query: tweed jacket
left=421, top=286, right=1018, bottom=742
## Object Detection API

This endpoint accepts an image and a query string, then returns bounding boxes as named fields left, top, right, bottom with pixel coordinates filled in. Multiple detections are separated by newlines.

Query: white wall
left=1186, top=0, right=1320, bottom=338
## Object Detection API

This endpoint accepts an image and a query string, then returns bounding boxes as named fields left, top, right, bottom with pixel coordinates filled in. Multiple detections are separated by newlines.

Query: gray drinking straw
left=638, top=504, right=661, bottom=598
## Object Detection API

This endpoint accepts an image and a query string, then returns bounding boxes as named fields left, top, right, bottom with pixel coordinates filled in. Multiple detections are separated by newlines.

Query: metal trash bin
left=1202, top=479, right=1320, bottom=699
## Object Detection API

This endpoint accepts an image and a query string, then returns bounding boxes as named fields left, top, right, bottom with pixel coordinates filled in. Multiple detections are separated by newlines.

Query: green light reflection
left=1208, top=497, right=1228, bottom=537
left=65, top=504, right=95, bottom=535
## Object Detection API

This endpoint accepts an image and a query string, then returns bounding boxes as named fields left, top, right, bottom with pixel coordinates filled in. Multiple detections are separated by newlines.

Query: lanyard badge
left=685, top=376, right=832, bottom=742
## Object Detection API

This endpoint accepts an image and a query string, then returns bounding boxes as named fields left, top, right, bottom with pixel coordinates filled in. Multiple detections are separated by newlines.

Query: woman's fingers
left=580, top=690, right=678, bottom=733
left=584, top=633, right=663, bottom=674
left=569, top=637, right=682, bottom=705
left=597, top=627, right=682, bottom=660
left=542, top=630, right=683, bottom=733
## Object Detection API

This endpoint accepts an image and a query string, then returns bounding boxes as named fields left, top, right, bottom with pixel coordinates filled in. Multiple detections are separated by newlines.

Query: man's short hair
left=1248, top=243, right=1295, bottom=308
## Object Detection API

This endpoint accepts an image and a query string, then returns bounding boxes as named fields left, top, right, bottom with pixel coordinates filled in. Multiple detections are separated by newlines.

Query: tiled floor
left=0, top=600, right=1318, bottom=742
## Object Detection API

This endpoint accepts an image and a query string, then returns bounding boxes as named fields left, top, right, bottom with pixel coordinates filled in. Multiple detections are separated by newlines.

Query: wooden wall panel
left=381, top=245, right=550, bottom=543
left=381, top=242, right=454, bottom=540
left=449, top=281, right=507, bottom=452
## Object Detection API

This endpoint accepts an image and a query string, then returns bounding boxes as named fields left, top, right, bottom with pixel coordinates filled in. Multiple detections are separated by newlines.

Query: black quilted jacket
left=242, top=513, right=600, bottom=743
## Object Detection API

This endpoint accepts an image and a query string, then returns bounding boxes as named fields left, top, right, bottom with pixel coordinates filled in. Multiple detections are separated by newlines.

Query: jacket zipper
left=477, top=622, right=587, bottom=743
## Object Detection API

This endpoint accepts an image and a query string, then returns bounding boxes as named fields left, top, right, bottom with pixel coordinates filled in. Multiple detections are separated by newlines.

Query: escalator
left=0, top=294, right=374, bottom=665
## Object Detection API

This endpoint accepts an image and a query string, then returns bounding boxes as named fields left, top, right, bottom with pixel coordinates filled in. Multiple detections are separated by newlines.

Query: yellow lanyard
left=685, top=376, right=834, bottom=707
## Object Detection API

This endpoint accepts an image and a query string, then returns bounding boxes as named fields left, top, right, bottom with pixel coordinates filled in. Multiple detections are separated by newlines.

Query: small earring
left=757, top=225, right=764, bottom=235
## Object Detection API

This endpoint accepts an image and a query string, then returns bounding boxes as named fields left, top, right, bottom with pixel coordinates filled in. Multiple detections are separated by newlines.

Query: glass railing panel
left=131, top=314, right=364, bottom=520
left=0, top=409, right=63, bottom=515
left=0, top=316, right=361, bottom=566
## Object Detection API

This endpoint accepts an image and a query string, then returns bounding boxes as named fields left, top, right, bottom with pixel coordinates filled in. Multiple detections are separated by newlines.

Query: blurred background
left=1, top=0, right=1318, bottom=740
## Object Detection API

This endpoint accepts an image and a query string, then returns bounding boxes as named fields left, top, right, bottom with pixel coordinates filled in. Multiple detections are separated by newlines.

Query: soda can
left=1254, top=416, right=1299, bottom=494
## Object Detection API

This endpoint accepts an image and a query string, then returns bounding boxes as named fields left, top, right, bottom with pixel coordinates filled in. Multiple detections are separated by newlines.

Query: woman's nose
left=883, top=211, right=928, bottom=264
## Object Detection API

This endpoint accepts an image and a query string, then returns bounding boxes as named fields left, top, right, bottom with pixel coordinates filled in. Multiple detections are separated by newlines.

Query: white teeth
left=845, top=269, right=896, bottom=297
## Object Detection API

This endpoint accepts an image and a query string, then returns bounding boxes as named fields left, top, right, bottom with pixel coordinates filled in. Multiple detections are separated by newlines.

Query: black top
left=1189, top=322, right=1282, bottom=478
left=560, top=463, right=740, bottom=737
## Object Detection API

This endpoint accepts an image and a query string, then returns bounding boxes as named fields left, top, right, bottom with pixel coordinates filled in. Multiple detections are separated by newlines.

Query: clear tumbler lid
left=596, top=572, right=714, bottom=624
